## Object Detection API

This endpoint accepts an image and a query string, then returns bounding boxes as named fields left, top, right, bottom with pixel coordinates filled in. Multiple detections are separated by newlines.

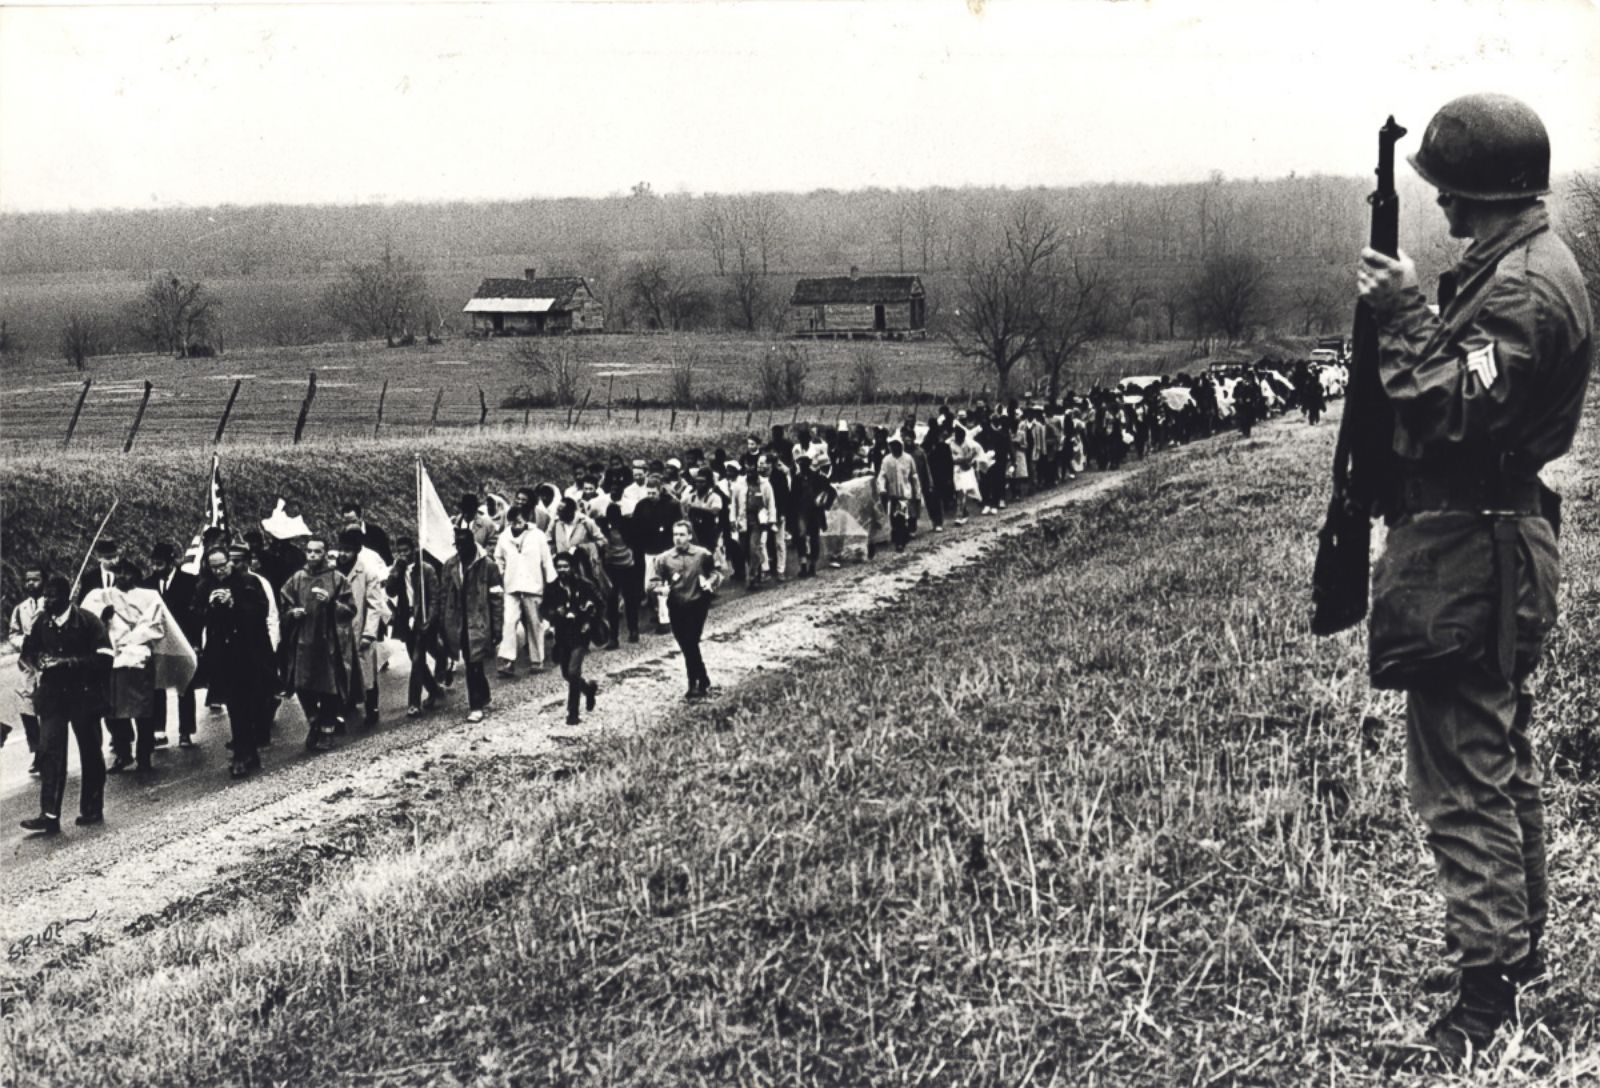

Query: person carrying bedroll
left=1357, top=93, right=1593, bottom=1070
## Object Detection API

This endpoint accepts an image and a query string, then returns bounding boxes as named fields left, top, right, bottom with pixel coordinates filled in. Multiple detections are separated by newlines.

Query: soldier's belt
left=1398, top=473, right=1542, bottom=517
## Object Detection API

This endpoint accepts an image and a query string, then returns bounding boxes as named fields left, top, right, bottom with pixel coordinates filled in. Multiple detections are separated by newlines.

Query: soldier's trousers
left=1406, top=669, right=1546, bottom=967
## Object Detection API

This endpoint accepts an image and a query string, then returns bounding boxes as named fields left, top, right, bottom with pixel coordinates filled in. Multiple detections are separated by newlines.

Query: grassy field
left=0, top=426, right=746, bottom=607
left=5, top=403, right=1596, bottom=1084
left=0, top=329, right=1248, bottom=454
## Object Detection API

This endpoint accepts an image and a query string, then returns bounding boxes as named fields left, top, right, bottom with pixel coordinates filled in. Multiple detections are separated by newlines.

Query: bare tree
left=725, top=269, right=774, bottom=332
left=699, top=197, right=730, bottom=277
left=1188, top=250, right=1269, bottom=344
left=511, top=340, right=590, bottom=407
left=624, top=254, right=709, bottom=331
left=913, top=191, right=939, bottom=270
left=59, top=312, right=105, bottom=371
left=323, top=248, right=429, bottom=347
left=576, top=241, right=624, bottom=331
left=1030, top=257, right=1115, bottom=399
left=1289, top=266, right=1347, bottom=336
left=892, top=197, right=910, bottom=272
left=1561, top=172, right=1600, bottom=313
left=946, top=198, right=1061, bottom=399
left=733, top=194, right=785, bottom=276
left=125, top=273, right=216, bottom=357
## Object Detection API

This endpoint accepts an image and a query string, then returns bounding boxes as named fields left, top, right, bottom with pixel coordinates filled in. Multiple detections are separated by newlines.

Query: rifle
left=1311, top=115, right=1406, bottom=636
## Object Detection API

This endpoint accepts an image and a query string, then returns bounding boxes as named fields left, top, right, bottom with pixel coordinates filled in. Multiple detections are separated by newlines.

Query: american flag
left=180, top=454, right=233, bottom=573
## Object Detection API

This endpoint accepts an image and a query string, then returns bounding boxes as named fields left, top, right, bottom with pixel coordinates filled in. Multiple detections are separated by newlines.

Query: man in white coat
left=494, top=505, right=557, bottom=676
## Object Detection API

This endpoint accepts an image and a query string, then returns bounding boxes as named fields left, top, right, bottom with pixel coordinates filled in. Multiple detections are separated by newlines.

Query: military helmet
left=1407, top=93, right=1550, bottom=201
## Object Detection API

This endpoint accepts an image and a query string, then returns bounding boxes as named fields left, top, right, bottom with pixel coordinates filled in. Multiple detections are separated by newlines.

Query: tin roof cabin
left=789, top=267, right=926, bottom=340
left=463, top=269, right=605, bottom=336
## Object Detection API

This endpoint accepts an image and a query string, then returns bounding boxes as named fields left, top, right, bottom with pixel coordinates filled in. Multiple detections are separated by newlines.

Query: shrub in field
left=665, top=344, right=697, bottom=407
left=751, top=342, right=810, bottom=407
left=122, top=273, right=217, bottom=357
left=58, top=311, right=104, bottom=371
left=322, top=250, right=429, bottom=348
left=507, top=340, right=591, bottom=407
left=847, top=342, right=881, bottom=404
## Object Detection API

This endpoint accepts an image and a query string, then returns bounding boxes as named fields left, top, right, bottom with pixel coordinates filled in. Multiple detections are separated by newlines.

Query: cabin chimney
left=524, top=267, right=538, bottom=280
left=848, top=264, right=860, bottom=280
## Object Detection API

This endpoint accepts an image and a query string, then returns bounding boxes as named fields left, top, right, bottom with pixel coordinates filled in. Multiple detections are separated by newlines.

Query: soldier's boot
left=1422, top=934, right=1548, bottom=996
left=1423, top=965, right=1518, bottom=1071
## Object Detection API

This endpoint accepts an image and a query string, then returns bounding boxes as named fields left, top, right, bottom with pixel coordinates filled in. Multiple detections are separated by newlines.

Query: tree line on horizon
left=2, top=174, right=1595, bottom=375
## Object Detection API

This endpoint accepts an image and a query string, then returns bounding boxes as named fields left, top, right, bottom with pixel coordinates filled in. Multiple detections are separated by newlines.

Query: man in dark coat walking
left=19, top=575, right=111, bottom=834
left=195, top=544, right=278, bottom=778
left=441, top=527, right=503, bottom=723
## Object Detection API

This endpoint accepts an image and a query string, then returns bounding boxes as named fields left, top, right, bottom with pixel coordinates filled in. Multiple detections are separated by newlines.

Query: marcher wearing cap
left=77, top=539, right=121, bottom=602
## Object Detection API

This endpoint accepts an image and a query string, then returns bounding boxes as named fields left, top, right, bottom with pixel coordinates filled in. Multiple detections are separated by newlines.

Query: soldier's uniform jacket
left=1370, top=202, right=1594, bottom=687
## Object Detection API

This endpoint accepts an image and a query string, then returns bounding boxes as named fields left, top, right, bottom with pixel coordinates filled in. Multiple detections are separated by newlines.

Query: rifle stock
left=1311, top=116, right=1405, bottom=637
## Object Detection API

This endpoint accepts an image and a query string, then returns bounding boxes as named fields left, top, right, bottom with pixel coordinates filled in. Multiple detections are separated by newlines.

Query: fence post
left=123, top=380, right=153, bottom=453
left=429, top=387, right=445, bottom=435
left=62, top=378, right=91, bottom=450
left=214, top=378, right=242, bottom=445
left=635, top=386, right=641, bottom=424
left=606, top=375, right=615, bottom=422
left=374, top=379, right=388, bottom=439
left=669, top=407, right=676, bottom=432
left=744, top=400, right=753, bottom=428
left=523, top=405, right=530, bottom=432
left=478, top=387, right=488, bottom=429
left=572, top=388, right=592, bottom=428
left=292, top=371, right=317, bottom=445
left=791, top=402, right=801, bottom=425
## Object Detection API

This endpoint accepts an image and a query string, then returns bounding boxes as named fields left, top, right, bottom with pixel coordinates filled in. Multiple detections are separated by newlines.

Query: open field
left=4, top=401, right=1595, bottom=1085
left=0, top=332, right=1227, bottom=453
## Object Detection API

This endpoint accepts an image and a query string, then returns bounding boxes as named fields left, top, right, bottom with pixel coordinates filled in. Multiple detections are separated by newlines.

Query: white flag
left=417, top=458, right=457, bottom=566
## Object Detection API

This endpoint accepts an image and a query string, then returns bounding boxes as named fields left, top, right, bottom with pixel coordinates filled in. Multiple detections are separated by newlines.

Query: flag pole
left=416, top=455, right=425, bottom=621
left=71, top=497, right=120, bottom=600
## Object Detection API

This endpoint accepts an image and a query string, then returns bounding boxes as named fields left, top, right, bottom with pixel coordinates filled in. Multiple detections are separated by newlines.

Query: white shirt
left=494, top=525, right=558, bottom=595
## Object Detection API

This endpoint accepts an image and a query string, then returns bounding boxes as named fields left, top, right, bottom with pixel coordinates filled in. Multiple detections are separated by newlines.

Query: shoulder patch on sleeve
left=1466, top=342, right=1499, bottom=390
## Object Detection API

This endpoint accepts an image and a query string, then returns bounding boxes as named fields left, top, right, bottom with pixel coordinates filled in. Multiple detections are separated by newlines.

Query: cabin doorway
left=873, top=304, right=886, bottom=332
left=491, top=313, right=505, bottom=333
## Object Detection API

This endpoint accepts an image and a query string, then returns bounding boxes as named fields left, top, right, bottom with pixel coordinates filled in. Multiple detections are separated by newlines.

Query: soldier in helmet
left=1357, top=93, right=1593, bottom=1068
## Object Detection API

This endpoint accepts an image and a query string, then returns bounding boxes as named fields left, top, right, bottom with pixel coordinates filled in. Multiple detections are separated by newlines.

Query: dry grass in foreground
left=4, top=410, right=1598, bottom=1085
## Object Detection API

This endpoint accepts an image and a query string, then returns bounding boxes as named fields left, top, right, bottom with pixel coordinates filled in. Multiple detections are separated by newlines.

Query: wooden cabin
left=463, top=269, right=605, bottom=335
left=789, top=268, right=926, bottom=339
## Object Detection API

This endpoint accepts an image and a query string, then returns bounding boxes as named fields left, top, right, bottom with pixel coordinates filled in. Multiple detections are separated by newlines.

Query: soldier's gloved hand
left=1357, top=247, right=1418, bottom=317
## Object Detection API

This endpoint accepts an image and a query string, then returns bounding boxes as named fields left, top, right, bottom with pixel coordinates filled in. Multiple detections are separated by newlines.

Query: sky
left=1, top=0, right=1597, bottom=213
